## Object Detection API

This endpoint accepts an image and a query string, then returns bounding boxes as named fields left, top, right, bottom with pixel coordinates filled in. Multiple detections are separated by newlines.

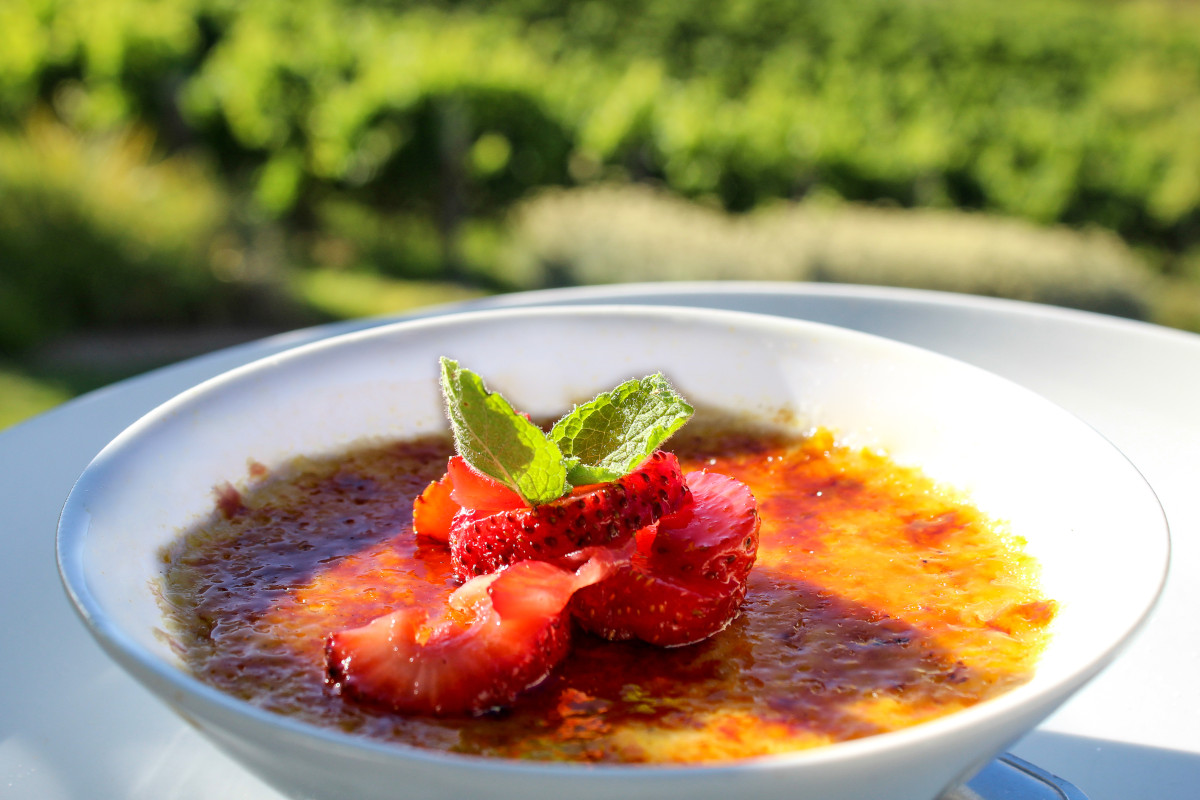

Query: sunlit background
left=3, top=0, right=1200, bottom=428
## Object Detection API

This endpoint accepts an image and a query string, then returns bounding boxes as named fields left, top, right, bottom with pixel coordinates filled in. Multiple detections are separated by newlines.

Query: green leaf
left=439, top=357, right=568, bottom=505
left=551, top=373, right=693, bottom=485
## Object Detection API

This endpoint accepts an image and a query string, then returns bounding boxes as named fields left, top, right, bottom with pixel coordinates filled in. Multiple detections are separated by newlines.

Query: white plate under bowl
left=57, top=305, right=1168, bottom=800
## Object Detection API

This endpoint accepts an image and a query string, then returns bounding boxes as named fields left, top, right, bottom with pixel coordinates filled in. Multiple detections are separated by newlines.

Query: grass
left=291, top=270, right=489, bottom=320
left=0, top=364, right=73, bottom=431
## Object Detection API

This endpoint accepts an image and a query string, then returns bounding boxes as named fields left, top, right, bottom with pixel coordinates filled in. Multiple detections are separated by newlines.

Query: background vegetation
left=3, top=0, right=1200, bottom=426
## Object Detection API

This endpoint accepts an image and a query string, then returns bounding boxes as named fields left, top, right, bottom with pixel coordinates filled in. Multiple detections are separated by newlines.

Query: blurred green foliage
left=2, top=0, right=1200, bottom=379
left=0, top=115, right=237, bottom=351
left=5, top=0, right=1199, bottom=249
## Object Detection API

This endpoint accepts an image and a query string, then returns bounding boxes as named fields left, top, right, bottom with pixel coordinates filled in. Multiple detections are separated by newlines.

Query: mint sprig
left=551, top=374, right=694, bottom=485
left=438, top=359, right=693, bottom=506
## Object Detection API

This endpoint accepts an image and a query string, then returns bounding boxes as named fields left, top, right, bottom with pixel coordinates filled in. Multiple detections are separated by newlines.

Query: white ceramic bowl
left=57, top=306, right=1168, bottom=800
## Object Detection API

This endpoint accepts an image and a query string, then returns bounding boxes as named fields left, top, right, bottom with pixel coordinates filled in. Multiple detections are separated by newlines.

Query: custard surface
left=159, top=425, right=1053, bottom=763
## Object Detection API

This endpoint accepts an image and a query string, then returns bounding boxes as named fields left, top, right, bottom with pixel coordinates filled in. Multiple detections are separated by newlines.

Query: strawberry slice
left=412, top=456, right=526, bottom=542
left=571, top=470, right=760, bottom=647
left=412, top=473, right=458, bottom=542
left=325, top=547, right=625, bottom=715
left=449, top=450, right=690, bottom=581
left=648, top=471, right=760, bottom=586
left=446, top=455, right=526, bottom=512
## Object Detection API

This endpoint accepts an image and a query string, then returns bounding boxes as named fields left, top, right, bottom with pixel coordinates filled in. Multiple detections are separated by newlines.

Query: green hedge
left=5, top=0, right=1200, bottom=259
left=498, top=184, right=1155, bottom=318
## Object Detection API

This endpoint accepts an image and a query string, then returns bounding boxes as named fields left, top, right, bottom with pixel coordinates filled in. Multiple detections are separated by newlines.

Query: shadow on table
left=1014, top=729, right=1200, bottom=800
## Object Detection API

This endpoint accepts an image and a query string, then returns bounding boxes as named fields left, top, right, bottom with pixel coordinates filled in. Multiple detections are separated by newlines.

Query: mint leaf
left=551, top=373, right=693, bottom=485
left=439, top=358, right=568, bottom=505
left=437, top=362, right=694, bottom=503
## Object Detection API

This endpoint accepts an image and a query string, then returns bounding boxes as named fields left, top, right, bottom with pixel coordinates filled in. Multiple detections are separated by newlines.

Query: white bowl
left=57, top=306, right=1168, bottom=800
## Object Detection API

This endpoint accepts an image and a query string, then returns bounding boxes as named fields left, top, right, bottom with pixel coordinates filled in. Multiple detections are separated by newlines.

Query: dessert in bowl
left=57, top=306, right=1168, bottom=800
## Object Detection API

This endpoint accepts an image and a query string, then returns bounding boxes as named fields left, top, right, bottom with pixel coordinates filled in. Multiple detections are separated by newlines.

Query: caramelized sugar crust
left=159, top=424, right=1054, bottom=763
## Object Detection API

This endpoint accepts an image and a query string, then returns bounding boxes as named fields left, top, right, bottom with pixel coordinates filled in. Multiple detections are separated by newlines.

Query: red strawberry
left=412, top=456, right=526, bottom=542
left=449, top=450, right=690, bottom=581
left=325, top=547, right=624, bottom=715
left=446, top=456, right=525, bottom=512
left=648, top=470, right=759, bottom=586
left=571, top=470, right=760, bottom=647
left=412, top=473, right=457, bottom=542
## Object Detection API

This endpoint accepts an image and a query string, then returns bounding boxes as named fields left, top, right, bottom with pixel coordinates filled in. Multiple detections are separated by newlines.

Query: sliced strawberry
left=573, top=564, right=751, bottom=647
left=412, top=473, right=459, bottom=542
left=412, top=456, right=526, bottom=542
left=446, top=455, right=526, bottom=513
left=326, top=548, right=624, bottom=715
left=648, top=471, right=759, bottom=587
left=571, top=470, right=760, bottom=647
left=449, top=450, right=690, bottom=581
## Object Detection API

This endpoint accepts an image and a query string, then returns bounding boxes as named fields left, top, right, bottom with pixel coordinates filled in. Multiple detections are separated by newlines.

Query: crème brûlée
left=158, top=422, right=1054, bottom=763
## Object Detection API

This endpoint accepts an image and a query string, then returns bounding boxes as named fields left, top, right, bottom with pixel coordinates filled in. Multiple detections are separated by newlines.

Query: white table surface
left=3, top=283, right=1198, bottom=800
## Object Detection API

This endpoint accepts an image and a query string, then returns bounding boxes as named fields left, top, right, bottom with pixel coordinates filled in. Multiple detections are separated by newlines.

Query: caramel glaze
left=159, top=424, right=1054, bottom=763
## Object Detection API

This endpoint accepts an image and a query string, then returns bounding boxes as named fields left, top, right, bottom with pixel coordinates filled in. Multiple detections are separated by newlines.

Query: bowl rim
left=56, top=303, right=1171, bottom=777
